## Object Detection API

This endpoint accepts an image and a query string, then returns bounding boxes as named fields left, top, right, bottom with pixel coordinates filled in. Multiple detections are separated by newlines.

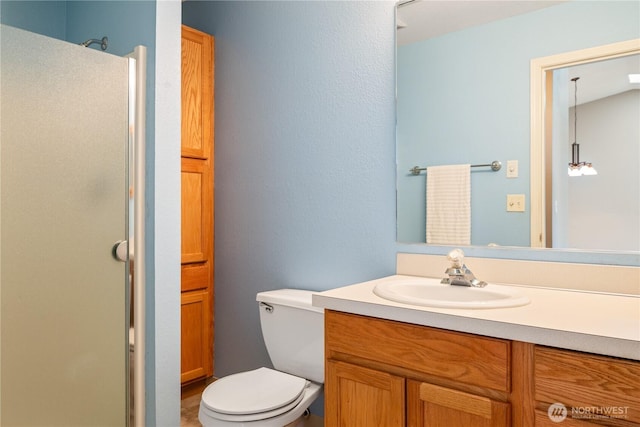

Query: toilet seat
left=200, top=389, right=305, bottom=423
left=201, top=367, right=308, bottom=422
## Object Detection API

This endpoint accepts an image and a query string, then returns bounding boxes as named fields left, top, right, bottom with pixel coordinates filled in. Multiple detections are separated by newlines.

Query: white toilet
left=199, top=289, right=324, bottom=427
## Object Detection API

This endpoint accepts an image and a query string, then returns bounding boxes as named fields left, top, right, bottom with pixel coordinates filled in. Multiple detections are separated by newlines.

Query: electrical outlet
left=507, top=194, right=525, bottom=212
left=507, top=160, right=518, bottom=178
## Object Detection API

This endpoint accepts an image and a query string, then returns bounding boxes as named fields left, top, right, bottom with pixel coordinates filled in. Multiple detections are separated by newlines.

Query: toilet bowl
left=198, top=368, right=322, bottom=427
left=199, top=289, right=324, bottom=427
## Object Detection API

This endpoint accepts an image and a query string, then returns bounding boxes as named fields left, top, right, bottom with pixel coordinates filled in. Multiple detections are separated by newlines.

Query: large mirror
left=396, top=0, right=640, bottom=254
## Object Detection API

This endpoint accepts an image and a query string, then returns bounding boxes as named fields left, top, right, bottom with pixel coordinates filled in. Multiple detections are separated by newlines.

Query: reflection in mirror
left=396, top=0, right=640, bottom=255
left=530, top=43, right=640, bottom=251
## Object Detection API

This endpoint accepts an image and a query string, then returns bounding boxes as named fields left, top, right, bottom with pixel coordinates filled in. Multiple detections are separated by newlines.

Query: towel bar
left=409, top=161, right=501, bottom=175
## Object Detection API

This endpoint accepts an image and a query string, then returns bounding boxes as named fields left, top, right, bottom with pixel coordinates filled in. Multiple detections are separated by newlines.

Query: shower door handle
left=112, top=240, right=128, bottom=262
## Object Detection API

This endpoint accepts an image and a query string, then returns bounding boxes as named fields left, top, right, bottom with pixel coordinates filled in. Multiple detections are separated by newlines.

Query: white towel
left=426, top=164, right=471, bottom=245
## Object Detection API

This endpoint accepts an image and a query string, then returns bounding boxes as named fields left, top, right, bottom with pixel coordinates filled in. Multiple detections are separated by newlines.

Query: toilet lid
left=201, top=367, right=308, bottom=416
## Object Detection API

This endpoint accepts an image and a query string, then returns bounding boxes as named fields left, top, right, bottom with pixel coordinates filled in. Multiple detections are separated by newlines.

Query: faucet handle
left=447, top=249, right=465, bottom=269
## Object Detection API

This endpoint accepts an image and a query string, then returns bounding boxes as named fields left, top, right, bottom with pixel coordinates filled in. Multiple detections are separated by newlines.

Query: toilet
left=199, top=289, right=324, bottom=427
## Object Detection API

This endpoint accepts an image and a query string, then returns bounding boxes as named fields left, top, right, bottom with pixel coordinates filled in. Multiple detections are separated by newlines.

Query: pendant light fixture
left=568, top=77, right=597, bottom=177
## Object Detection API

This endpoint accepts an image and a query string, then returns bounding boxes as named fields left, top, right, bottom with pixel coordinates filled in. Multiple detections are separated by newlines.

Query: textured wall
left=183, top=0, right=397, bottom=414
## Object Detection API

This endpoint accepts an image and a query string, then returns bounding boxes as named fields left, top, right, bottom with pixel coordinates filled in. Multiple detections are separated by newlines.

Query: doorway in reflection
left=547, top=55, right=640, bottom=251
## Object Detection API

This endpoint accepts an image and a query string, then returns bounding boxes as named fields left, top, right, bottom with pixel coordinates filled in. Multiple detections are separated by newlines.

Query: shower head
left=80, top=36, right=108, bottom=51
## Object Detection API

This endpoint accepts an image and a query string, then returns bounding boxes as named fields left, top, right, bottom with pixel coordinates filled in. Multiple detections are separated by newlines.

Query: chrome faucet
left=440, top=249, right=487, bottom=288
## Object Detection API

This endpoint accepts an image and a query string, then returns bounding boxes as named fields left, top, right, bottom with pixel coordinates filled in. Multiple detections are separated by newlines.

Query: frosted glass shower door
left=1, top=25, right=129, bottom=425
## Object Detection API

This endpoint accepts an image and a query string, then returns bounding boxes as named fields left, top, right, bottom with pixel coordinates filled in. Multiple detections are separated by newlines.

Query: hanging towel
left=426, top=164, right=471, bottom=245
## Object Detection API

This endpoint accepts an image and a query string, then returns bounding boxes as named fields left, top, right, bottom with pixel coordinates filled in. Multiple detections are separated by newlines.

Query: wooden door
left=326, top=360, right=405, bottom=427
left=407, top=381, right=510, bottom=427
left=181, top=25, right=214, bottom=384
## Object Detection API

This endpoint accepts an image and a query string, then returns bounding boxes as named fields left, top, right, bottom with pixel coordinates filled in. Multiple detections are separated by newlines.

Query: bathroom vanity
left=313, top=257, right=640, bottom=427
left=322, top=310, right=639, bottom=427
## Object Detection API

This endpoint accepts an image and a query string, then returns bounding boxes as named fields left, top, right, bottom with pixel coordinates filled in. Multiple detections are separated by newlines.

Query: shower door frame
left=127, top=45, right=147, bottom=427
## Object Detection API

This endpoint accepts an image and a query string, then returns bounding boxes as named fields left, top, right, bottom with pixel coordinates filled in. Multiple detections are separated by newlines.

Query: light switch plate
left=507, top=160, right=518, bottom=178
left=507, top=194, right=525, bottom=212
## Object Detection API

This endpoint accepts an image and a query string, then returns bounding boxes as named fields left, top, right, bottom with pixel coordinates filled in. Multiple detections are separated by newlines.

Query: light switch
left=507, top=160, right=518, bottom=178
left=507, top=194, right=525, bottom=212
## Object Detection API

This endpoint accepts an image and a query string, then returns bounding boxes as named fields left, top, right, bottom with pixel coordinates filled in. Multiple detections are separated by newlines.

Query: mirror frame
left=530, top=38, right=640, bottom=248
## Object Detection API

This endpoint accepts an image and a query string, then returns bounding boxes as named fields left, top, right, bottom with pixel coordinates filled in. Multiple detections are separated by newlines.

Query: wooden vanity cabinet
left=324, top=310, right=640, bottom=427
left=325, top=310, right=512, bottom=427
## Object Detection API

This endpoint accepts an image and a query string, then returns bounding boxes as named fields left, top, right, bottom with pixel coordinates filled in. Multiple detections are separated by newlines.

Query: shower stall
left=0, top=24, right=146, bottom=426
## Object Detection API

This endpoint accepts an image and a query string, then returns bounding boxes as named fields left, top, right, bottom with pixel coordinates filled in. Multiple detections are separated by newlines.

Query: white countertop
left=312, top=275, right=640, bottom=361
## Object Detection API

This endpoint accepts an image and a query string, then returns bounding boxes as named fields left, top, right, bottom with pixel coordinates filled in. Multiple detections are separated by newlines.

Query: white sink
left=373, top=277, right=530, bottom=309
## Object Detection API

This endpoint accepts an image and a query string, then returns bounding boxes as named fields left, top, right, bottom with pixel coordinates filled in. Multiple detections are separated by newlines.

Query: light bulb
left=568, top=166, right=582, bottom=177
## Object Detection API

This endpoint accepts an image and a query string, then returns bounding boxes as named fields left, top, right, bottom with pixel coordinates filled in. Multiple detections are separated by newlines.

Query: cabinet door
left=181, top=158, right=212, bottom=269
left=326, top=360, right=405, bottom=427
left=181, top=290, right=212, bottom=383
left=181, top=25, right=214, bottom=159
left=408, top=381, right=510, bottom=427
left=535, top=346, right=640, bottom=425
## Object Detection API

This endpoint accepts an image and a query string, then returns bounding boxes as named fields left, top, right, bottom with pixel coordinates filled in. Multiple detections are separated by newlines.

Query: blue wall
left=397, top=1, right=640, bottom=247
left=183, top=0, right=397, bottom=414
left=0, top=1, right=66, bottom=39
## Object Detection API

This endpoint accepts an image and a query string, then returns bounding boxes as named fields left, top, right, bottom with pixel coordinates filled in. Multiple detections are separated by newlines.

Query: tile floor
left=180, top=393, right=203, bottom=427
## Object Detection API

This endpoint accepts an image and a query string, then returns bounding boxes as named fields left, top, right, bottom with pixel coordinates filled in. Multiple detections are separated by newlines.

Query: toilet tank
left=256, top=289, right=324, bottom=384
